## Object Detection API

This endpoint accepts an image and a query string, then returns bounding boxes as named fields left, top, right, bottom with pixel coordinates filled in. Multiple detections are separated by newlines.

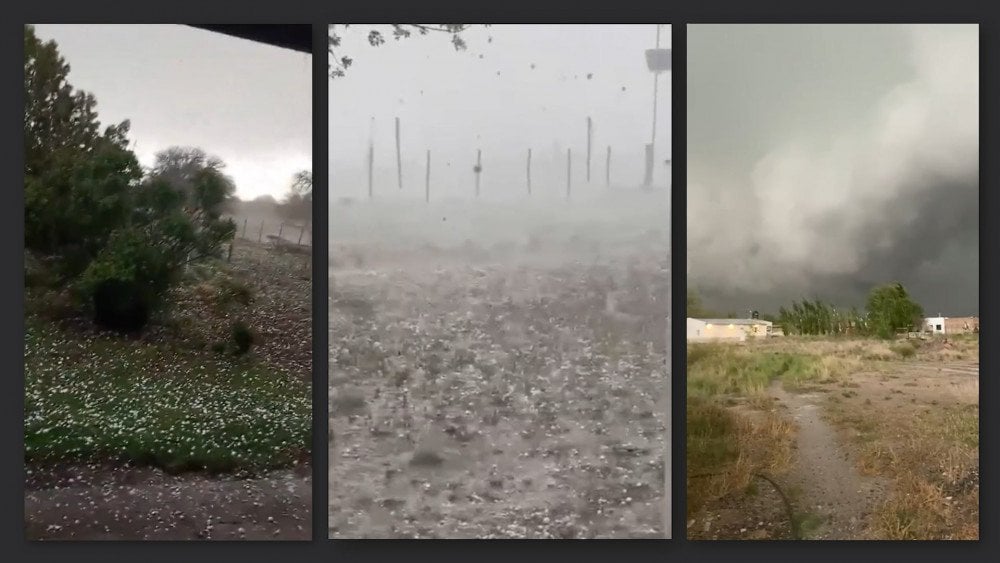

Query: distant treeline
left=225, top=170, right=312, bottom=225
left=688, top=282, right=925, bottom=339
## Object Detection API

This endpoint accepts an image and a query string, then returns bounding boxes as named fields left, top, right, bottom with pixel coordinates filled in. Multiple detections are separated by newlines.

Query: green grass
left=687, top=343, right=829, bottom=397
left=687, top=397, right=739, bottom=473
left=24, top=317, right=310, bottom=473
left=686, top=396, right=795, bottom=517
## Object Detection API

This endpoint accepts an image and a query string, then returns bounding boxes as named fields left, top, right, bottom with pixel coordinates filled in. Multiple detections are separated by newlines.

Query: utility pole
left=475, top=149, right=482, bottom=197
left=644, top=25, right=671, bottom=189
left=395, top=117, right=402, bottom=190
left=368, top=116, right=375, bottom=199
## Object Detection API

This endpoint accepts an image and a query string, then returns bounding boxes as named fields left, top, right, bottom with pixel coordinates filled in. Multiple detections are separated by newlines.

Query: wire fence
left=227, top=216, right=313, bottom=247
left=334, top=115, right=671, bottom=204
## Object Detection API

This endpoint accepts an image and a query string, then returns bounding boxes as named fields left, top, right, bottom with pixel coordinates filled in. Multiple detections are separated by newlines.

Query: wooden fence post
left=606, top=146, right=612, bottom=188
left=475, top=149, right=482, bottom=198
left=258, top=220, right=264, bottom=243
left=367, top=144, right=374, bottom=199
left=566, top=148, right=572, bottom=200
left=527, top=148, right=532, bottom=196
left=395, top=116, right=402, bottom=191
left=586, top=117, right=592, bottom=183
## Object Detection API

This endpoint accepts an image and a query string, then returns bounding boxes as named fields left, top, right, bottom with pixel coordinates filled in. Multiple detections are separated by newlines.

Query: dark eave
left=187, top=25, right=311, bottom=54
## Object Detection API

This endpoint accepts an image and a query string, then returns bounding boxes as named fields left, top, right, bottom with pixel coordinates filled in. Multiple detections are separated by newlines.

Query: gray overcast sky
left=330, top=24, right=671, bottom=202
left=688, top=24, right=978, bottom=316
left=32, top=24, right=311, bottom=201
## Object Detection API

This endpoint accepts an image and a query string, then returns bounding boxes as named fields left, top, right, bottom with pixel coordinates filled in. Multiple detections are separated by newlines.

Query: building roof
left=187, top=25, right=311, bottom=53
left=696, top=318, right=773, bottom=326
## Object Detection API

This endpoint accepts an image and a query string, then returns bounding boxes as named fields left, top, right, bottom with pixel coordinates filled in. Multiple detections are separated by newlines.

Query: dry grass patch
left=686, top=397, right=795, bottom=517
left=826, top=385, right=978, bottom=540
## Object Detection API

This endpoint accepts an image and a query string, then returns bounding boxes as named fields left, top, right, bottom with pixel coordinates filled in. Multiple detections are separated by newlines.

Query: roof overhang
left=187, top=25, right=311, bottom=54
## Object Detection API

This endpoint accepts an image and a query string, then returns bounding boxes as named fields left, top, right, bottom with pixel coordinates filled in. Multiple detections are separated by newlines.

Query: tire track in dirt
left=770, top=382, right=887, bottom=539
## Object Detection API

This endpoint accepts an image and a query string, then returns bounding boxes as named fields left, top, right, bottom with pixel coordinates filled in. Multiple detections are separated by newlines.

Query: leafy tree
left=24, top=27, right=236, bottom=331
left=146, top=146, right=235, bottom=214
left=865, top=282, right=924, bottom=339
left=329, top=24, right=479, bottom=78
left=24, top=25, right=142, bottom=275
left=79, top=173, right=236, bottom=330
left=25, top=25, right=106, bottom=175
left=278, top=169, right=312, bottom=225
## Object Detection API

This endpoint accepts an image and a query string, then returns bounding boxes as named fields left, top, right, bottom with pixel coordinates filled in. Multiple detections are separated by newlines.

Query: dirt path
left=770, top=382, right=887, bottom=539
left=25, top=465, right=311, bottom=540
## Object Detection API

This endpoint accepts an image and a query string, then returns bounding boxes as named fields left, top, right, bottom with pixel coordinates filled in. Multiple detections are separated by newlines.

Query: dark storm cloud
left=688, top=24, right=978, bottom=316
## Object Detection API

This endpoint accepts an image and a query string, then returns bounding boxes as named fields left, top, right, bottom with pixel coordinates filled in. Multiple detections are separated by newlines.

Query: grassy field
left=24, top=240, right=314, bottom=540
left=24, top=317, right=310, bottom=473
left=25, top=241, right=312, bottom=475
left=687, top=335, right=979, bottom=540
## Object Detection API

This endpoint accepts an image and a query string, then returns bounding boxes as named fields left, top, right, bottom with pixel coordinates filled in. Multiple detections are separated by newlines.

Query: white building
left=923, top=315, right=979, bottom=335
left=686, top=318, right=773, bottom=342
left=924, top=316, right=946, bottom=335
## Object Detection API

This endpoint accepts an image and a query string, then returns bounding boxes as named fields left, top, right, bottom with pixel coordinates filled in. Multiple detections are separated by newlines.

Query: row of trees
left=777, top=284, right=924, bottom=339
left=689, top=283, right=925, bottom=340
left=24, top=26, right=308, bottom=331
left=777, top=300, right=867, bottom=337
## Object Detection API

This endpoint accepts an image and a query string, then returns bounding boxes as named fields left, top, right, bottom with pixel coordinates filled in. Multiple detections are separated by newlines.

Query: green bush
left=215, top=276, right=254, bottom=307
left=231, top=320, right=254, bottom=355
left=76, top=228, right=175, bottom=331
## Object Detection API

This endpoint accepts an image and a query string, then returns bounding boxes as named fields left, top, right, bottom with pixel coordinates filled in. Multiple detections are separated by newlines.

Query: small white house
left=687, top=318, right=716, bottom=341
left=687, top=318, right=773, bottom=342
left=924, top=316, right=946, bottom=335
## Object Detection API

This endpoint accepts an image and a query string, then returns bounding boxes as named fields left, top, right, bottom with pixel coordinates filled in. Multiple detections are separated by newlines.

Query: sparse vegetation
left=687, top=343, right=844, bottom=397
left=687, top=397, right=795, bottom=517
left=688, top=334, right=978, bottom=540
left=889, top=342, right=917, bottom=358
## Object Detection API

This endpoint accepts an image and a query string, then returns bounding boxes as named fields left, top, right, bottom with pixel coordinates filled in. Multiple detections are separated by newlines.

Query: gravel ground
left=329, top=230, right=669, bottom=538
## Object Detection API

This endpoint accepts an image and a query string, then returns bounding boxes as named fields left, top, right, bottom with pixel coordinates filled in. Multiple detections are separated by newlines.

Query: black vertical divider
left=312, top=22, right=329, bottom=542
left=670, top=23, right=687, bottom=543
left=978, top=23, right=992, bottom=547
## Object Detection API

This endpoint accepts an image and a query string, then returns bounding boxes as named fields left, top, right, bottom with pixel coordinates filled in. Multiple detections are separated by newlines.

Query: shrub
left=92, top=278, right=151, bottom=333
left=890, top=342, right=917, bottom=358
left=231, top=320, right=254, bottom=355
left=215, top=276, right=254, bottom=308
left=24, top=254, right=59, bottom=289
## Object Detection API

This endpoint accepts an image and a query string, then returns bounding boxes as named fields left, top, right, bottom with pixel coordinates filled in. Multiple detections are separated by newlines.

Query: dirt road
left=689, top=346, right=978, bottom=540
left=770, top=383, right=887, bottom=539
left=25, top=464, right=312, bottom=540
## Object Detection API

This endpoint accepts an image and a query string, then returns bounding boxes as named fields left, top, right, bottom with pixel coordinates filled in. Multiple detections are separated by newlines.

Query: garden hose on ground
left=688, top=471, right=801, bottom=539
